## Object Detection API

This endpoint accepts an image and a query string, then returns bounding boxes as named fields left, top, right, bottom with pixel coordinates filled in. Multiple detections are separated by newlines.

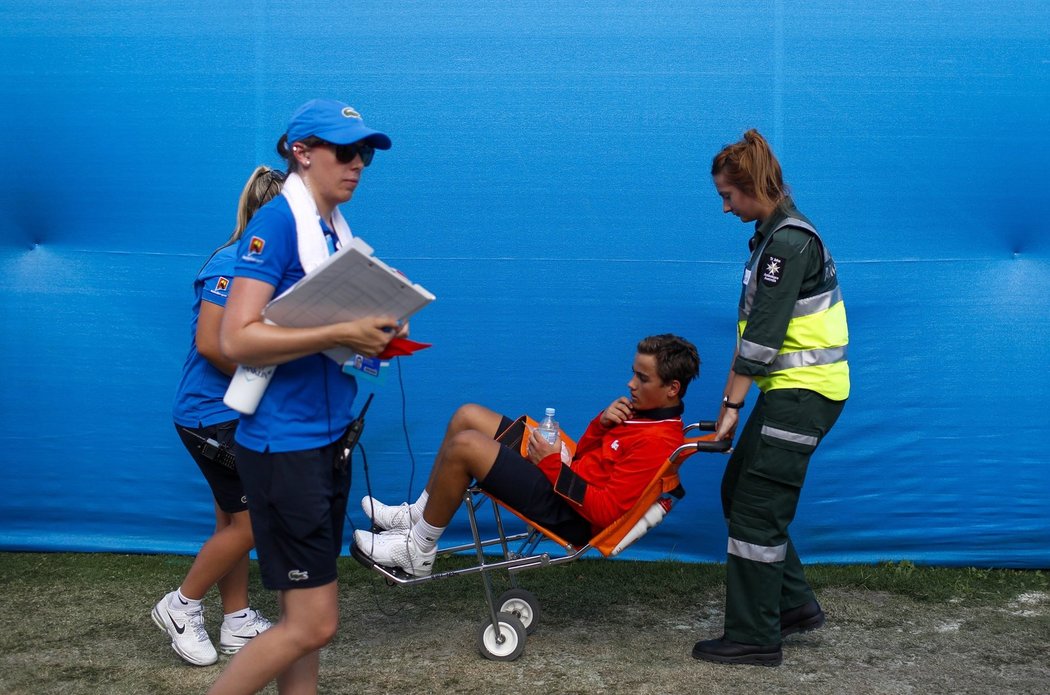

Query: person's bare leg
left=362, top=403, right=506, bottom=534
left=206, top=582, right=338, bottom=695
left=181, top=503, right=254, bottom=607
left=273, top=590, right=325, bottom=695
left=214, top=511, right=253, bottom=613
left=422, top=403, right=505, bottom=490
left=275, top=648, right=320, bottom=695
left=422, top=430, right=503, bottom=526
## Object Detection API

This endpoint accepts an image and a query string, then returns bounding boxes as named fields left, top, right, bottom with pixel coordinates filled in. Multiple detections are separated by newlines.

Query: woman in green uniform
left=692, top=129, right=849, bottom=667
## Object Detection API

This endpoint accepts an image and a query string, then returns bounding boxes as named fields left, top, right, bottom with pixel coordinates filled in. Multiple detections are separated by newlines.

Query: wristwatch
left=722, top=396, right=745, bottom=410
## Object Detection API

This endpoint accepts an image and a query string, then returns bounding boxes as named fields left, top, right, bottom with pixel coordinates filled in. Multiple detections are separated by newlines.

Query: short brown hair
left=637, top=334, right=700, bottom=397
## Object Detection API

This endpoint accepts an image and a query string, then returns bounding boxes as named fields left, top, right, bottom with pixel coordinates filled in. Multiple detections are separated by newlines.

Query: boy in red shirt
left=353, top=334, right=700, bottom=577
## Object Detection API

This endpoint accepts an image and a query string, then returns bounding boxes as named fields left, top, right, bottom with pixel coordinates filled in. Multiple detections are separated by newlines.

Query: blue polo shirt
left=231, top=196, right=358, bottom=453
left=172, top=245, right=239, bottom=428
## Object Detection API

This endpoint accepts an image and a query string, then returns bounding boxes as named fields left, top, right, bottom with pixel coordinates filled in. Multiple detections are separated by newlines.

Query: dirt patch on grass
left=332, top=585, right=1050, bottom=695
left=1, top=555, right=1047, bottom=694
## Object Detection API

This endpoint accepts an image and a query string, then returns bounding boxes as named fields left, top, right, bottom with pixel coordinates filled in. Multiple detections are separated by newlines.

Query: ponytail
left=711, top=129, right=788, bottom=208
left=198, top=166, right=286, bottom=276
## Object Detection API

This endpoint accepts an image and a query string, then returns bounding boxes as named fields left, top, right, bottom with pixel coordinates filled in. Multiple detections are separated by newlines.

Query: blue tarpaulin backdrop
left=1, top=2, right=1047, bottom=567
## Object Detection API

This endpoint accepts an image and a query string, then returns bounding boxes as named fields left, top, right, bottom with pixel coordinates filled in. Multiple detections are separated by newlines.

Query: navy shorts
left=480, top=417, right=592, bottom=547
left=175, top=420, right=247, bottom=514
left=235, top=440, right=350, bottom=591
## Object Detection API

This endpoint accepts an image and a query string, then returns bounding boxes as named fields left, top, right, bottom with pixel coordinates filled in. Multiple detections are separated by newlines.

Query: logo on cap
left=341, top=106, right=362, bottom=119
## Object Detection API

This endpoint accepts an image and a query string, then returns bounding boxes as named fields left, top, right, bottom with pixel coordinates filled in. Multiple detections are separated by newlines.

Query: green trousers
left=721, top=388, right=845, bottom=645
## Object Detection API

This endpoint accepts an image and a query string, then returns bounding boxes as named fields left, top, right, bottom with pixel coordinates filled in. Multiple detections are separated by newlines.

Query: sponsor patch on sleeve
left=242, top=236, right=267, bottom=264
left=760, top=254, right=785, bottom=287
left=206, top=275, right=231, bottom=298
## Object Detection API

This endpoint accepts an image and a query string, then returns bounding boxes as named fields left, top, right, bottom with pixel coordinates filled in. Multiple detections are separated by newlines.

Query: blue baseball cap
left=285, top=99, right=392, bottom=150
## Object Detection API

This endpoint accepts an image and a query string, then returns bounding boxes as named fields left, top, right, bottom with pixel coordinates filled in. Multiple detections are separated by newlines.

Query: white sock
left=411, top=490, right=429, bottom=520
left=223, top=608, right=253, bottom=628
left=171, top=588, right=202, bottom=611
left=410, top=517, right=444, bottom=553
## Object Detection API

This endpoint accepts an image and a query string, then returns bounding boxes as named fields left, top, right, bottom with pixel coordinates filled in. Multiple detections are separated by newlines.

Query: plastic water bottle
left=538, top=407, right=559, bottom=445
left=223, top=364, right=276, bottom=415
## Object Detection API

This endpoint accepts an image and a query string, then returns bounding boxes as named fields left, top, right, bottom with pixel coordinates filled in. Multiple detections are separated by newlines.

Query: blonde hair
left=225, top=166, right=286, bottom=246
left=711, top=129, right=788, bottom=209
left=197, top=167, right=286, bottom=276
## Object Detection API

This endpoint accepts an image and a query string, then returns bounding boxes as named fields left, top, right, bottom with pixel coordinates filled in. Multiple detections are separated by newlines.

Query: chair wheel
left=476, top=612, right=526, bottom=661
left=497, top=588, right=541, bottom=635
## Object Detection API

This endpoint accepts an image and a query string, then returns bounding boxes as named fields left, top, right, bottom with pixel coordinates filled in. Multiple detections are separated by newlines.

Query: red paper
left=378, top=337, right=432, bottom=359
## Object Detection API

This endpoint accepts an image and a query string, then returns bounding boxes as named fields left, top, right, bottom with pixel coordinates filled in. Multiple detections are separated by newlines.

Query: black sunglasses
left=330, top=141, right=376, bottom=167
left=261, top=169, right=286, bottom=199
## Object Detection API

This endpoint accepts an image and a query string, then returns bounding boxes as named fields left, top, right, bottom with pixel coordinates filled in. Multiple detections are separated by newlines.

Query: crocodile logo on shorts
left=288, top=569, right=310, bottom=582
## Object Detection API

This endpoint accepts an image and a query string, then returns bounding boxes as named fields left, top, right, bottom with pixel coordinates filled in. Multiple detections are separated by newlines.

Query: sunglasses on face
left=330, top=141, right=376, bottom=167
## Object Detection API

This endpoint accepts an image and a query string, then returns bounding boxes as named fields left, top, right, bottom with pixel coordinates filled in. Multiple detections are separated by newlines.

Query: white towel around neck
left=281, top=172, right=352, bottom=273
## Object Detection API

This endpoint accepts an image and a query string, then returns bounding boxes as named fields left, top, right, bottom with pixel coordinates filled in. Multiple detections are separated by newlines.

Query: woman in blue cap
left=208, top=99, right=399, bottom=694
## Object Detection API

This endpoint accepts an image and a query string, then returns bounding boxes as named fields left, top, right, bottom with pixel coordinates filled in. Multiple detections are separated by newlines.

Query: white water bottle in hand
left=223, top=364, right=276, bottom=415
left=538, top=407, right=559, bottom=445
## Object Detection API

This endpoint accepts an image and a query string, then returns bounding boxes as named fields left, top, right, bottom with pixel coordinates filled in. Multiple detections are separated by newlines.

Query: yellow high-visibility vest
left=737, top=218, right=850, bottom=400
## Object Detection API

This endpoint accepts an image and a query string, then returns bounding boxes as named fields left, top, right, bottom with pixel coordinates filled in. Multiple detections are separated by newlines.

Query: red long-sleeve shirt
left=536, top=411, right=684, bottom=533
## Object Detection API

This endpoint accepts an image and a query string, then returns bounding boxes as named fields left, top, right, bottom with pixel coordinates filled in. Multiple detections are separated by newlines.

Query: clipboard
left=262, top=236, right=435, bottom=365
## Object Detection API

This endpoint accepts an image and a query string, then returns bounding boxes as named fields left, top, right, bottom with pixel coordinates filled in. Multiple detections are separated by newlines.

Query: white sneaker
left=219, top=608, right=272, bottom=655
left=151, top=591, right=218, bottom=666
left=353, top=529, right=436, bottom=577
left=360, top=495, right=416, bottom=532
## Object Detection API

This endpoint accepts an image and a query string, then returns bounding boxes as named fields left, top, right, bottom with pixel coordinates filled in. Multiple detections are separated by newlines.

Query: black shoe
left=691, top=636, right=782, bottom=667
left=780, top=599, right=825, bottom=638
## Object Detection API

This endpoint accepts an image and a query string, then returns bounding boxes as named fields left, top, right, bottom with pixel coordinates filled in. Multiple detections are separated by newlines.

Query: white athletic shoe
left=353, top=529, right=436, bottom=578
left=151, top=591, right=218, bottom=666
left=219, top=608, right=272, bottom=655
left=360, top=495, right=416, bottom=532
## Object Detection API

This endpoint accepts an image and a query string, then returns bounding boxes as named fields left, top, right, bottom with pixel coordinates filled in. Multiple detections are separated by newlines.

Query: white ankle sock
left=411, top=490, right=429, bottom=519
left=223, top=608, right=253, bottom=628
left=171, top=588, right=202, bottom=611
left=410, top=517, right=444, bottom=553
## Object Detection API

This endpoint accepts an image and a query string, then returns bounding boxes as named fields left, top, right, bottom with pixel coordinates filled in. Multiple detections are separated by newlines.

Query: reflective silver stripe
left=738, top=339, right=779, bottom=365
left=727, top=537, right=788, bottom=563
left=760, top=424, right=819, bottom=447
left=769, top=344, right=847, bottom=371
left=792, top=287, right=842, bottom=318
left=779, top=217, right=816, bottom=235
left=742, top=276, right=759, bottom=316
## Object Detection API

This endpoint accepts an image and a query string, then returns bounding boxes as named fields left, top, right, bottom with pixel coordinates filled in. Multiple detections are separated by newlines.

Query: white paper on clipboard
left=262, top=236, right=435, bottom=365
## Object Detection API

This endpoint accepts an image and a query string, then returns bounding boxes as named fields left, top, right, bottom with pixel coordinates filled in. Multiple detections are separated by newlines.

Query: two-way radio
left=343, top=392, right=374, bottom=460
left=179, top=428, right=237, bottom=471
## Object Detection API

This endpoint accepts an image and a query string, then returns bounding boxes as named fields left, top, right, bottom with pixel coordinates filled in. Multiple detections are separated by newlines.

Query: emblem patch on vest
left=761, top=254, right=785, bottom=286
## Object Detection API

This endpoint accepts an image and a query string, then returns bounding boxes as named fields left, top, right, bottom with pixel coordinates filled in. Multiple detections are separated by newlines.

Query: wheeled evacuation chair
left=350, top=416, right=730, bottom=661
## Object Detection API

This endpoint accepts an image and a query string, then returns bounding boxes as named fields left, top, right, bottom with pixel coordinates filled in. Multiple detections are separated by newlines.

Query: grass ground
left=0, top=553, right=1047, bottom=694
